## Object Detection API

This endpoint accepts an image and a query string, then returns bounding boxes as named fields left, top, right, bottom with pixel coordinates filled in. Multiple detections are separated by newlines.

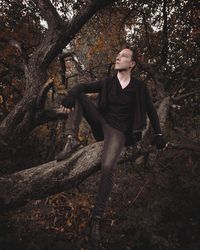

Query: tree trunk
left=0, top=0, right=115, bottom=145
left=0, top=142, right=103, bottom=211
left=0, top=139, right=199, bottom=212
left=0, top=66, right=46, bottom=143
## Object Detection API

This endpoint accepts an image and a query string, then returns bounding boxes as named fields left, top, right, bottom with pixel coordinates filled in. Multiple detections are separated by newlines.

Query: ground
left=1, top=137, right=200, bottom=250
left=1, top=94, right=200, bottom=250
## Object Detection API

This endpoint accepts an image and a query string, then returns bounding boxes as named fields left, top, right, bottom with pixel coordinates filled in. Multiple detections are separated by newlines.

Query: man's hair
left=123, top=45, right=138, bottom=63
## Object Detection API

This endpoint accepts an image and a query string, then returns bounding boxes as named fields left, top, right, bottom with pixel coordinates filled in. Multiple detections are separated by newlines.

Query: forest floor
left=0, top=130, right=200, bottom=250
left=1, top=92, right=200, bottom=250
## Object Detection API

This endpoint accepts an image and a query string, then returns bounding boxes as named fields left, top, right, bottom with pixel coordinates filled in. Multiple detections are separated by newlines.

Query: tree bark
left=0, top=139, right=199, bottom=212
left=0, top=141, right=104, bottom=211
left=0, top=0, right=116, bottom=144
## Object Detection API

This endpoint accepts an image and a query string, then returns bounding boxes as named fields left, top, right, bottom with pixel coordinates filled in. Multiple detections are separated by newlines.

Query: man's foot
left=55, top=136, right=81, bottom=161
left=89, top=216, right=102, bottom=246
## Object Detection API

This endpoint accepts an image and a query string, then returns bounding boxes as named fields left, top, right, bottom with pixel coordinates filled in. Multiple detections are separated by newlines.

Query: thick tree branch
left=36, top=77, right=54, bottom=109
left=32, top=0, right=116, bottom=69
left=142, top=11, right=153, bottom=56
left=161, top=0, right=169, bottom=65
left=157, top=96, right=171, bottom=132
left=0, top=142, right=104, bottom=212
left=0, top=0, right=116, bottom=144
left=0, top=140, right=199, bottom=212
left=33, top=0, right=66, bottom=29
left=35, top=108, right=68, bottom=125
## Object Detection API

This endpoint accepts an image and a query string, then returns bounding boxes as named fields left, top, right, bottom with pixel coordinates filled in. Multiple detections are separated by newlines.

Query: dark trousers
left=76, top=93, right=126, bottom=218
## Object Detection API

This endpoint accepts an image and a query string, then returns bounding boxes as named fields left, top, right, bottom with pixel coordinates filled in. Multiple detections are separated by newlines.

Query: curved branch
left=36, top=77, right=54, bottom=109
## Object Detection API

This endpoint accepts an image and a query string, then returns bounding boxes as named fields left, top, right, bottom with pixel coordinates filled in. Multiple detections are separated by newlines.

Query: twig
left=132, top=181, right=148, bottom=206
left=166, top=142, right=200, bottom=152
left=172, top=89, right=200, bottom=101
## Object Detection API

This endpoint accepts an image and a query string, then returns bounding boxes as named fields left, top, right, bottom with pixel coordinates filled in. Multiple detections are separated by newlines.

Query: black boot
left=89, top=215, right=102, bottom=246
left=55, top=135, right=81, bottom=161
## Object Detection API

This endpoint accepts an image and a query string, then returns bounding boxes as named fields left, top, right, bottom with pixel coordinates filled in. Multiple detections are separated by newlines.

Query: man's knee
left=101, top=163, right=115, bottom=174
left=77, top=92, right=89, bottom=104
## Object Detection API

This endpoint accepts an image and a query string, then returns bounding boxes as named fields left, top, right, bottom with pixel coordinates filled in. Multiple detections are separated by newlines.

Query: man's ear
left=131, top=61, right=136, bottom=68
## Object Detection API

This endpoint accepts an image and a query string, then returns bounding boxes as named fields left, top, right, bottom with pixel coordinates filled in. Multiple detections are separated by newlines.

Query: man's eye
left=117, top=54, right=128, bottom=58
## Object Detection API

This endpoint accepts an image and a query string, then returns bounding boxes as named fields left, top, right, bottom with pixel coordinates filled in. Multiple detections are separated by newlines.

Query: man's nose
left=116, top=55, right=120, bottom=61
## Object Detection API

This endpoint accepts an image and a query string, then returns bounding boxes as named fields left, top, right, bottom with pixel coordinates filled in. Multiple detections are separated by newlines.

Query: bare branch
left=35, top=108, right=68, bottom=125
left=32, top=0, right=116, bottom=69
left=172, top=89, right=200, bottom=101
left=36, top=77, right=54, bottom=109
left=167, top=142, right=200, bottom=152
left=33, top=0, right=66, bottom=28
left=161, top=0, right=169, bottom=65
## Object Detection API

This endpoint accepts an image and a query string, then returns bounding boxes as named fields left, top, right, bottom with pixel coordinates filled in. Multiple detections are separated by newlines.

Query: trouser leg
left=67, top=93, right=126, bottom=217
left=91, top=124, right=126, bottom=218
left=62, top=92, right=104, bottom=140
left=55, top=93, right=103, bottom=161
left=64, top=100, right=82, bottom=138
left=76, top=93, right=106, bottom=141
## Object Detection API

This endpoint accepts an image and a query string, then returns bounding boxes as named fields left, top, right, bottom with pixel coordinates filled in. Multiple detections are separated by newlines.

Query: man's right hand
left=58, top=105, right=74, bottom=114
left=61, top=94, right=76, bottom=110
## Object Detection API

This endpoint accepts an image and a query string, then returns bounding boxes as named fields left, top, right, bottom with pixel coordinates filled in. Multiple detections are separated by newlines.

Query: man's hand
left=57, top=105, right=74, bottom=114
left=61, top=94, right=76, bottom=109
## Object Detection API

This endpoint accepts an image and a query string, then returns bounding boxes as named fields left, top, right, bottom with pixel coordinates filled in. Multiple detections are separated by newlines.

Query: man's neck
left=117, top=70, right=131, bottom=83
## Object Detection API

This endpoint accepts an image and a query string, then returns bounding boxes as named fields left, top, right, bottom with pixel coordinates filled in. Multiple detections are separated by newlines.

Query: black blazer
left=62, top=74, right=162, bottom=145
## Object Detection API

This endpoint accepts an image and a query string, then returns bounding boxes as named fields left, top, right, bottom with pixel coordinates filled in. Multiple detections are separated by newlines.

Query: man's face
left=114, top=48, right=135, bottom=71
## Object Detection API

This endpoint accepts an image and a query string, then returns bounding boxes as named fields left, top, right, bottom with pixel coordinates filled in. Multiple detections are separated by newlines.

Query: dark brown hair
left=123, top=45, right=138, bottom=63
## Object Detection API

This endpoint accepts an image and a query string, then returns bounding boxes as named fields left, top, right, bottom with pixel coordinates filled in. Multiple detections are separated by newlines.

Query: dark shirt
left=103, top=75, right=135, bottom=132
left=61, top=74, right=162, bottom=141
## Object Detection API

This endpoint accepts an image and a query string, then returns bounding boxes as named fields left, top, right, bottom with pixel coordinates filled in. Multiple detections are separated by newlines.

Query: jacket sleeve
left=61, top=79, right=103, bottom=108
left=144, top=84, right=162, bottom=134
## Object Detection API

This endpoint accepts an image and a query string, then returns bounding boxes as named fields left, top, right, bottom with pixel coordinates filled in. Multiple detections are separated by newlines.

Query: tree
left=0, top=0, right=116, bottom=148
left=0, top=0, right=199, bottom=211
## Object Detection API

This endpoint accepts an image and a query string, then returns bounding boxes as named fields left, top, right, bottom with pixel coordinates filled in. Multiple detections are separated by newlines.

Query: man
left=56, top=46, right=167, bottom=245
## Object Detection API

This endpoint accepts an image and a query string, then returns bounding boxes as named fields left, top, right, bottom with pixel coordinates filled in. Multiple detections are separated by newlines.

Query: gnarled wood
left=0, top=0, right=116, bottom=144
left=0, top=139, right=199, bottom=212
